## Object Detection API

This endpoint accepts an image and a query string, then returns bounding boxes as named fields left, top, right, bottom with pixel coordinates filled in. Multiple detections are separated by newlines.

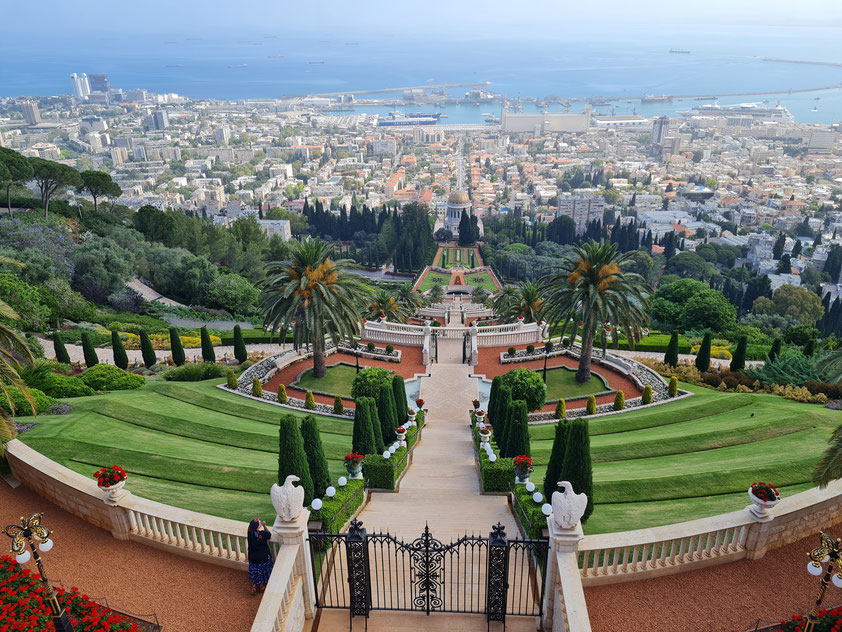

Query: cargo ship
left=642, top=94, right=673, bottom=103
left=377, top=112, right=439, bottom=126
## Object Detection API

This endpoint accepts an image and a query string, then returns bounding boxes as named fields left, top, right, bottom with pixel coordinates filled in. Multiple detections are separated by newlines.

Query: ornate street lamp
left=804, top=532, right=842, bottom=632
left=353, top=340, right=360, bottom=374
left=5, top=513, right=75, bottom=631
left=542, top=341, right=554, bottom=384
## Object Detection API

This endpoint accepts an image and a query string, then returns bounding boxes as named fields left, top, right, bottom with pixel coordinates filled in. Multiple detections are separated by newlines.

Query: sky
left=7, top=0, right=842, bottom=35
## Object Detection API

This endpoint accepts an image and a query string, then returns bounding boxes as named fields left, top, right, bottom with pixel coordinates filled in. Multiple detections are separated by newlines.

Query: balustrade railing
left=250, top=547, right=303, bottom=632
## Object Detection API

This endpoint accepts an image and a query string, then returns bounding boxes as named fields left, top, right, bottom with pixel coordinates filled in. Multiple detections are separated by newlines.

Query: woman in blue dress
left=247, top=518, right=274, bottom=594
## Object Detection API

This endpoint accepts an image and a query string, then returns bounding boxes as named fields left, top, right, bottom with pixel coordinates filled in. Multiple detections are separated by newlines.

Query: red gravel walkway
left=586, top=532, right=828, bottom=632
left=262, top=344, right=427, bottom=408
left=475, top=345, right=642, bottom=412
left=0, top=480, right=257, bottom=632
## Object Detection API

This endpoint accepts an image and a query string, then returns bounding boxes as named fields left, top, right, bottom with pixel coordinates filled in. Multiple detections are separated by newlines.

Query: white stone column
left=273, top=510, right=316, bottom=619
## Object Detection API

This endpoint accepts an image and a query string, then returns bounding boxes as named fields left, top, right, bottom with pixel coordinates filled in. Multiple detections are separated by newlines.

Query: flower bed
left=338, top=343, right=401, bottom=363
left=0, top=556, right=141, bottom=631
left=773, top=609, right=842, bottom=631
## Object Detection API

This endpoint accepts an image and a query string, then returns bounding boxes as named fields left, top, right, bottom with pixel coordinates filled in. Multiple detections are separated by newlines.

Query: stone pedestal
left=273, top=509, right=316, bottom=619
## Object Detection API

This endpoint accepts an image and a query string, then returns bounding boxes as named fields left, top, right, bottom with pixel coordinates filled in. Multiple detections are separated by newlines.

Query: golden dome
left=447, top=191, right=470, bottom=205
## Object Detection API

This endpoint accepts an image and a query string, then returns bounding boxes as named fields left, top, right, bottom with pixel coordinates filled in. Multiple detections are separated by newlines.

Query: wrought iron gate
left=430, top=332, right=438, bottom=364
left=309, top=520, right=548, bottom=627
left=462, top=331, right=471, bottom=365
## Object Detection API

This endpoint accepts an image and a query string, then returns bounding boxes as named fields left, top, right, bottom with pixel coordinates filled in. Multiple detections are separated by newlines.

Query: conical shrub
left=53, top=333, right=71, bottom=365
left=391, top=375, right=408, bottom=422
left=503, top=399, right=531, bottom=458
left=301, top=415, right=330, bottom=498
left=81, top=333, right=98, bottom=368
left=695, top=332, right=711, bottom=373
left=495, top=385, right=512, bottom=450
left=277, top=414, right=314, bottom=505
left=555, top=399, right=566, bottom=419
left=233, top=324, right=248, bottom=364
left=559, top=418, right=593, bottom=522
left=543, top=420, right=570, bottom=503
left=664, top=331, right=679, bottom=367
left=169, top=327, right=185, bottom=366
left=111, top=330, right=128, bottom=370
left=377, top=382, right=398, bottom=445
left=139, top=331, right=156, bottom=368
left=200, top=326, right=215, bottom=363
left=352, top=397, right=377, bottom=455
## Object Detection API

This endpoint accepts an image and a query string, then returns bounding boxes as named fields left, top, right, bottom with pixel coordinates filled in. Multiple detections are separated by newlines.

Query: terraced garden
left=464, top=271, right=498, bottom=292
left=527, top=383, right=841, bottom=534
left=435, top=246, right=478, bottom=268
left=416, top=270, right=451, bottom=292
left=543, top=366, right=610, bottom=402
left=17, top=379, right=354, bottom=523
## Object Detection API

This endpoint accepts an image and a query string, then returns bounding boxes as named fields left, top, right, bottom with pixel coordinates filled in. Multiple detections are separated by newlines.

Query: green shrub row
left=162, top=363, right=227, bottom=382
left=512, top=484, right=546, bottom=540
left=78, top=364, right=145, bottom=391
left=0, top=387, right=55, bottom=417
left=362, top=425, right=418, bottom=489
left=309, top=479, right=366, bottom=533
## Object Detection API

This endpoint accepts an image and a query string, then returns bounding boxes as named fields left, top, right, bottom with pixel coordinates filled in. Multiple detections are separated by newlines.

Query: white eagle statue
left=271, top=475, right=305, bottom=522
left=551, top=481, right=588, bottom=529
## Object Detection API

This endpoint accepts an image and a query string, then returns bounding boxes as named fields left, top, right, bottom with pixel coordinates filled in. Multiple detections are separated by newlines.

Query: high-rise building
left=70, top=73, right=83, bottom=98
left=215, top=126, right=230, bottom=145
left=151, top=110, right=169, bottom=130
left=110, top=146, right=128, bottom=165
left=556, top=194, right=605, bottom=232
left=89, top=73, right=110, bottom=93
left=79, top=73, right=91, bottom=97
left=651, top=116, right=670, bottom=146
left=21, top=101, right=41, bottom=126
left=0, top=129, right=5, bottom=147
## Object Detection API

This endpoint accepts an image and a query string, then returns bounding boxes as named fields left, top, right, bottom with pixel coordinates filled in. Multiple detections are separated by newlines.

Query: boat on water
left=377, top=111, right=439, bottom=127
left=228, top=64, right=247, bottom=68
left=695, top=96, right=717, bottom=101
left=642, top=94, right=673, bottom=103
left=680, top=102, right=794, bottom=123
left=670, top=48, right=691, bottom=54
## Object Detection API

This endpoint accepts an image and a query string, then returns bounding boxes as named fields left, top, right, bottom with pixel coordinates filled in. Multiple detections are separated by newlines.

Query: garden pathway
left=354, top=332, right=517, bottom=542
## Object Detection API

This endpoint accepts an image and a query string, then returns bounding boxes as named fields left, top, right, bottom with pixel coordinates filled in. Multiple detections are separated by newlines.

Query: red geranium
left=344, top=453, right=364, bottom=467
left=93, top=465, right=127, bottom=488
left=415, top=398, right=424, bottom=408
left=750, top=482, right=780, bottom=503
left=513, top=455, right=533, bottom=474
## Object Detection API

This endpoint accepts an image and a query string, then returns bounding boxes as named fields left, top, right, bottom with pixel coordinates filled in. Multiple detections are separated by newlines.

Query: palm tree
left=817, top=351, right=842, bottom=385
left=492, top=285, right=518, bottom=317
left=365, top=289, right=408, bottom=323
left=495, top=281, right=544, bottom=323
left=262, top=238, right=369, bottom=379
left=0, top=257, right=35, bottom=458
left=813, top=426, right=842, bottom=488
left=540, top=240, right=652, bottom=383
left=395, top=283, right=423, bottom=315
left=428, top=284, right=443, bottom=303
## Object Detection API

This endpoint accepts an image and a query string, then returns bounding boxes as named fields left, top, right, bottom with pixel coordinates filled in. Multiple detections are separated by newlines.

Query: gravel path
left=1, top=478, right=258, bottom=632
left=586, top=531, right=829, bottom=632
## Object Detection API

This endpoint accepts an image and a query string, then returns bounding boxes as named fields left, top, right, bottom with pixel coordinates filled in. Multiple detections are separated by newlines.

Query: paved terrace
left=0, top=478, right=257, bottom=632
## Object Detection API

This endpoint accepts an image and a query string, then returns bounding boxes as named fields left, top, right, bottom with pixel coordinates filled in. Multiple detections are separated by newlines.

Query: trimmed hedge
left=362, top=425, right=418, bottom=490
left=22, top=370, right=94, bottom=398
left=512, top=484, right=546, bottom=540
left=478, top=450, right=514, bottom=492
left=78, top=365, right=145, bottom=391
left=162, top=363, right=226, bottom=382
left=309, top=479, right=366, bottom=532
left=220, top=329, right=293, bottom=346
left=0, top=387, right=54, bottom=416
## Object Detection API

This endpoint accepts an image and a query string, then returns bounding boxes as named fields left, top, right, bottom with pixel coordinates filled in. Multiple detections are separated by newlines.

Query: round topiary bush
left=333, top=394, right=344, bottom=415
left=507, top=347, right=516, bottom=357
left=613, top=390, right=625, bottom=411
left=367, top=341, right=376, bottom=352
left=555, top=398, right=566, bottom=419
left=385, top=344, right=394, bottom=355
left=642, top=384, right=653, bottom=405
left=526, top=344, right=535, bottom=354
left=78, top=364, right=145, bottom=392
left=351, top=367, right=393, bottom=400
left=668, top=376, right=678, bottom=398
left=501, top=368, right=547, bottom=412
left=252, top=377, right=263, bottom=397
left=585, top=394, right=597, bottom=415
left=0, top=386, right=54, bottom=416
left=226, top=369, right=238, bottom=389
left=305, top=390, right=316, bottom=410
left=278, top=383, right=288, bottom=403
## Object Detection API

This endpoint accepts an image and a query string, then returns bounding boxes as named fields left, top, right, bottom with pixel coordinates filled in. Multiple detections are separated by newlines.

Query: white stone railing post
left=543, top=482, right=592, bottom=632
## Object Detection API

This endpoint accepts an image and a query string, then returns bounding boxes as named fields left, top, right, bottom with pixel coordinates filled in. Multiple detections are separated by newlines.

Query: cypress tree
left=111, top=330, right=128, bottom=370
left=504, top=400, right=531, bottom=458
left=364, top=397, right=385, bottom=453
left=768, top=337, right=782, bottom=364
left=488, top=375, right=502, bottom=423
left=613, top=390, right=625, bottom=411
left=139, top=331, right=157, bottom=368
left=555, top=399, right=566, bottom=419
left=352, top=398, right=377, bottom=455
left=695, top=332, right=711, bottom=372
left=664, top=331, right=679, bottom=367
left=169, top=327, right=185, bottom=366
left=300, top=415, right=330, bottom=498
left=495, top=385, right=512, bottom=451
left=668, top=376, right=678, bottom=397
left=333, top=395, right=344, bottom=415
left=53, top=333, right=71, bottom=365
left=377, top=383, right=398, bottom=445
left=81, top=332, right=98, bottom=368
left=731, top=336, right=748, bottom=372
left=391, top=375, right=408, bottom=422
left=543, top=420, right=570, bottom=503
left=200, top=326, right=215, bottom=363
left=560, top=418, right=594, bottom=522
left=804, top=339, right=816, bottom=357
left=233, top=324, right=248, bottom=364
left=277, top=414, right=314, bottom=506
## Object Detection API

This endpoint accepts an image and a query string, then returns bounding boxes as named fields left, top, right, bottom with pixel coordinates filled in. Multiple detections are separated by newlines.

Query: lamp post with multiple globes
left=4, top=513, right=75, bottom=632
left=542, top=340, right=554, bottom=383
left=804, top=531, right=842, bottom=632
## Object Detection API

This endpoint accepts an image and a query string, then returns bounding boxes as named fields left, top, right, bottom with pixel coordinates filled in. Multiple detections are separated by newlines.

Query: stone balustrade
left=250, top=546, right=305, bottom=632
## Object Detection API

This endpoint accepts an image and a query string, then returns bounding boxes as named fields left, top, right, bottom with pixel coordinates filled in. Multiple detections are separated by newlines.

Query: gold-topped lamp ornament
left=4, top=513, right=75, bottom=632
left=804, top=531, right=842, bottom=632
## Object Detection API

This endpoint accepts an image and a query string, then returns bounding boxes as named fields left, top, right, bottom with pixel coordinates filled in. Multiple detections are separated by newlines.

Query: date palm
left=395, top=283, right=423, bottom=315
left=495, top=281, right=544, bottom=323
left=0, top=257, right=35, bottom=457
left=366, top=289, right=408, bottom=323
left=262, top=238, right=369, bottom=379
left=541, top=240, right=652, bottom=382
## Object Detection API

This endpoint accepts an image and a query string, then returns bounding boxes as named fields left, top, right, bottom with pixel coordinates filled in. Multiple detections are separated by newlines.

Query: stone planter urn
left=99, top=479, right=128, bottom=506
left=474, top=411, right=486, bottom=425
left=515, top=469, right=532, bottom=485
left=395, top=428, right=408, bottom=448
left=747, top=485, right=780, bottom=521
left=346, top=462, right=364, bottom=480
left=479, top=429, right=491, bottom=445
left=407, top=409, right=417, bottom=423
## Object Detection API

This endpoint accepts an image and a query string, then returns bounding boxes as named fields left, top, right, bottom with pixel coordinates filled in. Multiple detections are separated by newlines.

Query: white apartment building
left=556, top=194, right=604, bottom=231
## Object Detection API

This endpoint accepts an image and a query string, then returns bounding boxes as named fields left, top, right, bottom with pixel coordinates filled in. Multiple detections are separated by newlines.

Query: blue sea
left=2, top=24, right=841, bottom=123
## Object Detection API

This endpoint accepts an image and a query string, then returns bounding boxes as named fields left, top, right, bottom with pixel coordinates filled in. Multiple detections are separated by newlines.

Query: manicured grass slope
left=543, top=366, right=609, bottom=401
left=417, top=271, right=451, bottom=292
left=19, top=380, right=353, bottom=523
left=294, top=364, right=358, bottom=398
left=528, top=384, right=842, bottom=534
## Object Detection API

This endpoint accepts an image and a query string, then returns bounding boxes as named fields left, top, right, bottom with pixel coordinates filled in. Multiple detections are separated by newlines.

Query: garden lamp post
left=4, top=513, right=75, bottom=632
left=804, top=532, right=842, bottom=632
left=542, top=341, right=554, bottom=384
left=354, top=341, right=361, bottom=374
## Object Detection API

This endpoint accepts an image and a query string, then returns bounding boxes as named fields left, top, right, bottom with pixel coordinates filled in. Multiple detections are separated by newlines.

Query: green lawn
left=465, top=272, right=496, bottom=291
left=293, top=363, right=359, bottom=398
left=523, top=383, right=842, bottom=534
left=18, top=379, right=354, bottom=523
left=417, top=271, right=451, bottom=292
left=543, top=366, right=609, bottom=402
left=436, top=247, right=478, bottom=269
